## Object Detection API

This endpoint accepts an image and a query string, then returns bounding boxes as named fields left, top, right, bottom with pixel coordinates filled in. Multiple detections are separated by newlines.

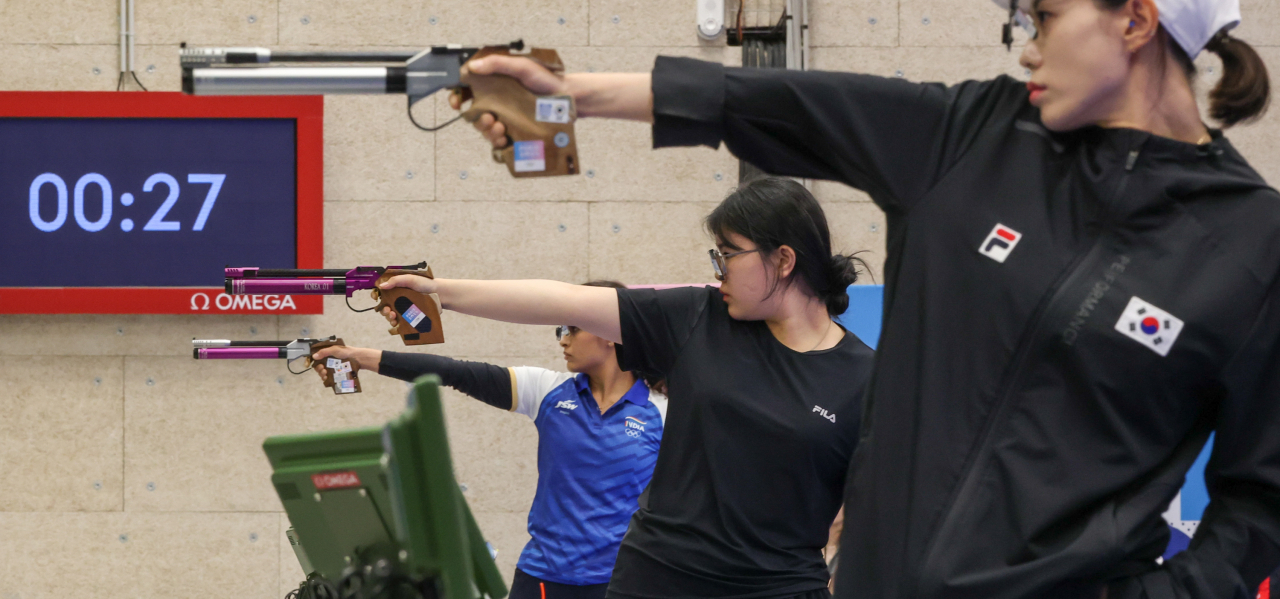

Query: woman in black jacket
left=452, top=0, right=1279, bottom=597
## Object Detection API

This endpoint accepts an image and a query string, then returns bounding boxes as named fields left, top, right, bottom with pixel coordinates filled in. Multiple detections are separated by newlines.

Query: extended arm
left=380, top=352, right=513, bottom=410
left=381, top=278, right=622, bottom=344
left=458, top=55, right=1019, bottom=213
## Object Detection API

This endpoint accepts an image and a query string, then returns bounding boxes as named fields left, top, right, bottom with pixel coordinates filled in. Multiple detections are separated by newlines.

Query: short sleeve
left=509, top=367, right=576, bottom=421
left=615, top=286, right=712, bottom=377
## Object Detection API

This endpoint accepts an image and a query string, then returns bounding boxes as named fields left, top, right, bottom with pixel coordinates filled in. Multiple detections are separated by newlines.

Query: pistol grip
left=311, top=339, right=362, bottom=395
left=460, top=47, right=578, bottom=178
left=374, top=271, right=445, bottom=346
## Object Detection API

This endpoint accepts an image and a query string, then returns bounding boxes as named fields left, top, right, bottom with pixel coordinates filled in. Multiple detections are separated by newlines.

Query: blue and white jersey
left=507, top=367, right=667, bottom=585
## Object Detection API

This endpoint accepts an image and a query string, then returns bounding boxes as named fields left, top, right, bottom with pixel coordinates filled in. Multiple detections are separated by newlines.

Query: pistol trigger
left=491, top=147, right=505, bottom=163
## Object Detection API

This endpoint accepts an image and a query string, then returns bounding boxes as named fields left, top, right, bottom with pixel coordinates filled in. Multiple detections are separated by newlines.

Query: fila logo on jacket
left=977, top=223, right=1186, bottom=358
left=812, top=405, right=836, bottom=423
left=978, top=223, right=1023, bottom=263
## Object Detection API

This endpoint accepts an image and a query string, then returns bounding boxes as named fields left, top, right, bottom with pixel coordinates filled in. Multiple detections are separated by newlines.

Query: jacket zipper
left=912, top=148, right=1142, bottom=594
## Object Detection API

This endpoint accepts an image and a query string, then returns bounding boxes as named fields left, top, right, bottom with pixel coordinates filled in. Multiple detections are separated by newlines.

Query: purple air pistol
left=224, top=261, right=444, bottom=346
left=192, top=336, right=361, bottom=394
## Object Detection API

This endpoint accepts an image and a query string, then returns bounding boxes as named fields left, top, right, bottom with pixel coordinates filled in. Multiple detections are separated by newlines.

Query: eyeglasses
left=555, top=325, right=579, bottom=341
left=1001, top=2, right=1037, bottom=50
left=708, top=248, right=762, bottom=282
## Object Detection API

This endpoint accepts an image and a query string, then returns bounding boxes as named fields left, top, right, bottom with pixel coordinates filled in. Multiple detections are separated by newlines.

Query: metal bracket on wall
left=728, top=0, right=809, bottom=184
left=117, top=0, right=147, bottom=90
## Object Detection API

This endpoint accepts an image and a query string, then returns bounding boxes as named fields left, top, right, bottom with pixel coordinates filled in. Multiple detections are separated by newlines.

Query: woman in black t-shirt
left=379, top=177, right=875, bottom=598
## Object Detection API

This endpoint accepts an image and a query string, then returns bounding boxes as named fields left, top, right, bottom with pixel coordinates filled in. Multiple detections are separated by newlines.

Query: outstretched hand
left=310, top=345, right=382, bottom=382
left=376, top=274, right=438, bottom=328
left=450, top=55, right=570, bottom=149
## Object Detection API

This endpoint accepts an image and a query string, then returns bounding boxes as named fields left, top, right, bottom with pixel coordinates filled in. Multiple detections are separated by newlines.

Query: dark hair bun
left=824, top=254, right=865, bottom=315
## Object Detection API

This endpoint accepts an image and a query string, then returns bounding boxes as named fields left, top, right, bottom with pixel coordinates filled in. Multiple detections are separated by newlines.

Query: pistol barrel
left=194, top=347, right=286, bottom=359
left=183, top=66, right=395, bottom=95
left=226, top=278, right=346, bottom=295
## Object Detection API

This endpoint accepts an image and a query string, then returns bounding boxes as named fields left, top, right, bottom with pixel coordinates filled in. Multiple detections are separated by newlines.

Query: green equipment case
left=263, top=375, right=508, bottom=599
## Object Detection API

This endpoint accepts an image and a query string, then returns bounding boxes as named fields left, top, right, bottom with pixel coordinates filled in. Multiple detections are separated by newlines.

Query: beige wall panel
left=276, top=0, right=588, bottom=47
left=588, top=201, right=721, bottom=284
left=280, top=200, right=588, bottom=357
left=124, top=357, right=410, bottom=512
left=822, top=201, right=888, bottom=284
left=326, top=94, right=437, bottom=202
left=588, top=0, right=728, bottom=47
left=474, top=510, right=533, bottom=584
left=0, top=45, right=118, bottom=91
left=0, top=1, right=114, bottom=44
left=561, top=45, right=741, bottom=71
left=898, top=0, right=1031, bottom=47
left=444, top=355, right=563, bottom=514
left=435, top=47, right=739, bottom=203
left=131, top=45, right=180, bottom=92
left=808, top=0, right=900, bottom=48
left=0, top=357, right=122, bottom=512
left=812, top=46, right=1027, bottom=85
left=136, top=0, right=278, bottom=46
left=0, top=315, right=278, bottom=357
left=1234, top=0, right=1280, bottom=47
left=0, top=512, right=278, bottom=599
left=811, top=180, right=876, bottom=203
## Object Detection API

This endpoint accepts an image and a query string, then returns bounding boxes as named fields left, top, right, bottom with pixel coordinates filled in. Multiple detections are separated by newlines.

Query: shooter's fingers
left=311, top=360, right=329, bottom=382
left=467, top=56, right=565, bottom=95
left=381, top=306, right=400, bottom=327
left=311, top=346, right=348, bottom=362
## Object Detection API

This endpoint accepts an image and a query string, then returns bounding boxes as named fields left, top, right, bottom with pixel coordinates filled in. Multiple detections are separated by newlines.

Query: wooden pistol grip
left=460, top=47, right=578, bottom=178
left=310, top=339, right=362, bottom=395
left=374, top=270, right=445, bottom=346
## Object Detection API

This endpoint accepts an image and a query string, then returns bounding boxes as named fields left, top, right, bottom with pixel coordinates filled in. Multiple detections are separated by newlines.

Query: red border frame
left=0, top=91, right=323, bottom=314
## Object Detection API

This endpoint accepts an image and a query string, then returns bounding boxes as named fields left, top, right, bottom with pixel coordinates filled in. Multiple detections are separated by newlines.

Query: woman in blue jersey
left=312, top=280, right=667, bottom=599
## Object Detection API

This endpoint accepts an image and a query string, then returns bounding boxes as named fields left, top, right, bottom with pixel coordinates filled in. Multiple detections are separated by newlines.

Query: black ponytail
left=1092, top=0, right=1270, bottom=128
left=1203, top=30, right=1271, bottom=127
left=705, top=177, right=867, bottom=316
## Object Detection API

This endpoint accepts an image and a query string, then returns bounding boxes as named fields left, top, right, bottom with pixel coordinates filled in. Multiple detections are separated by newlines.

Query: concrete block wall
left=1, top=1, right=1276, bottom=597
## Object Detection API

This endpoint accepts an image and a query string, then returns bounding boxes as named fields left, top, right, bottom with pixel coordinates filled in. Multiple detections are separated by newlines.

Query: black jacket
left=651, top=57, right=1280, bottom=599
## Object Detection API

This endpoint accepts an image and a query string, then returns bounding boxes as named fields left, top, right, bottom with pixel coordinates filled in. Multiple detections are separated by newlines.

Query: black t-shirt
left=608, top=286, right=874, bottom=599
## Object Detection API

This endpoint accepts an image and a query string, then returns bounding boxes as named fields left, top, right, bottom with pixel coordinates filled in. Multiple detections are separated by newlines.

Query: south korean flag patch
left=1114, top=296, right=1184, bottom=357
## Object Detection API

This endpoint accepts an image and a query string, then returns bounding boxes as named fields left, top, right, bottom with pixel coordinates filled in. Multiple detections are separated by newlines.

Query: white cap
left=991, top=0, right=1240, bottom=58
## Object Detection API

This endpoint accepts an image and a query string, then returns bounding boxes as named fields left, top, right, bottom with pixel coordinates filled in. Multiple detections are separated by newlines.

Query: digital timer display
left=0, top=117, right=297, bottom=287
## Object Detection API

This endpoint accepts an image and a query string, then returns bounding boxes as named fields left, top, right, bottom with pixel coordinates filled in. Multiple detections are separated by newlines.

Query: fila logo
left=1114, top=296, right=1184, bottom=357
left=978, top=224, right=1023, bottom=263
left=554, top=399, right=579, bottom=411
left=812, top=405, right=836, bottom=423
